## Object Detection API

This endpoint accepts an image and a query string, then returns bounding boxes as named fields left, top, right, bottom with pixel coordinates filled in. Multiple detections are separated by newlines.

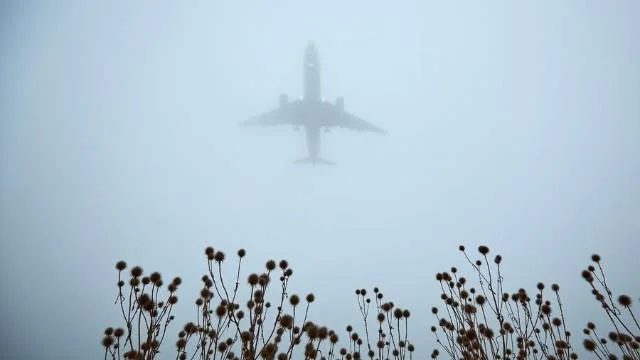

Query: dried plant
left=102, top=261, right=182, bottom=359
left=429, top=246, right=639, bottom=360
left=102, top=244, right=638, bottom=360
left=345, top=287, right=416, bottom=360
left=429, top=245, right=576, bottom=360
left=580, top=254, right=640, bottom=360
left=102, top=247, right=345, bottom=360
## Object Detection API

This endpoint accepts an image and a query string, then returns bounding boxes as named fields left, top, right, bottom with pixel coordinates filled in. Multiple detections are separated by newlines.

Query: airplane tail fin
left=293, top=157, right=335, bottom=166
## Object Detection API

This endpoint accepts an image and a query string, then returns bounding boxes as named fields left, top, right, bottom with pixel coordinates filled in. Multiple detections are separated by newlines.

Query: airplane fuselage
left=301, top=42, right=323, bottom=163
left=303, top=42, right=322, bottom=103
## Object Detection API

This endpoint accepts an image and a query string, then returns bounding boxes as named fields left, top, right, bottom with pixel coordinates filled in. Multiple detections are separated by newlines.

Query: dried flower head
left=149, top=272, right=161, bottom=285
left=618, top=294, right=632, bottom=307
left=116, top=261, right=127, bottom=271
left=130, top=266, right=143, bottom=278
left=102, top=335, right=114, bottom=348
left=214, top=251, right=225, bottom=262
left=279, top=260, right=288, bottom=270
left=248, top=273, right=259, bottom=286
left=284, top=268, right=293, bottom=277
left=266, top=260, right=276, bottom=271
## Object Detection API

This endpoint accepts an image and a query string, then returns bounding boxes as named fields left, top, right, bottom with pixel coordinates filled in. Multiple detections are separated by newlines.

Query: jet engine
left=336, top=96, right=344, bottom=111
left=279, top=93, right=288, bottom=107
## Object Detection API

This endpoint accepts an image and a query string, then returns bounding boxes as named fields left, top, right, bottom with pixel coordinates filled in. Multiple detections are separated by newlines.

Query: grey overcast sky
left=1, top=1, right=638, bottom=358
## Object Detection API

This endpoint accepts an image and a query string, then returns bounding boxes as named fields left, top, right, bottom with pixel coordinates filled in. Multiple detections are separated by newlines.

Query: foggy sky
left=1, top=1, right=638, bottom=358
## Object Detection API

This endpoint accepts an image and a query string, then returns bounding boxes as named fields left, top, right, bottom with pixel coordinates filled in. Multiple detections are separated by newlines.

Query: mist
left=1, top=1, right=638, bottom=358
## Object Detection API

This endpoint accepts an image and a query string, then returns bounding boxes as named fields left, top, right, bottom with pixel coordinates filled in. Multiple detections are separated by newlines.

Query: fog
left=1, top=1, right=638, bottom=358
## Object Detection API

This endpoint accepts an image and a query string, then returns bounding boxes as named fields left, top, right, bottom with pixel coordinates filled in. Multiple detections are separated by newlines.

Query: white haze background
left=1, top=1, right=638, bottom=358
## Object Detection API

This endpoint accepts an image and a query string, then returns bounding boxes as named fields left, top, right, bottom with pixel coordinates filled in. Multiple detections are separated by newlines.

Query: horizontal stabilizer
left=293, top=157, right=335, bottom=166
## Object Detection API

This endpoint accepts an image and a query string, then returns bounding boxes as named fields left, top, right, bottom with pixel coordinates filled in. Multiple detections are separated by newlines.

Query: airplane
left=239, top=41, right=387, bottom=165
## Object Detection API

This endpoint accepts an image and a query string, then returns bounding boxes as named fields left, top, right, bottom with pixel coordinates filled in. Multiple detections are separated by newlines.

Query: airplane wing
left=321, top=102, right=387, bottom=134
left=239, top=100, right=303, bottom=127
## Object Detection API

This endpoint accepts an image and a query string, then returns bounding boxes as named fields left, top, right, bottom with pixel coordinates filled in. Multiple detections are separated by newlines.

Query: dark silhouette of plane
left=239, top=41, right=387, bottom=165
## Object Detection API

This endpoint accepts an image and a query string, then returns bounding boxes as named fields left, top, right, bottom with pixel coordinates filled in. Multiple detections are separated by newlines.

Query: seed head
left=237, top=248, right=246, bottom=257
left=289, top=294, right=300, bottom=306
left=280, top=314, right=294, bottom=329
left=284, top=268, right=293, bottom=277
left=306, top=293, right=315, bottom=303
left=214, top=251, right=225, bottom=262
left=149, top=272, right=161, bottom=285
left=116, top=261, right=127, bottom=271
left=216, top=305, right=227, bottom=318
left=266, top=260, right=276, bottom=271
left=102, top=335, right=114, bottom=348
left=618, top=295, right=632, bottom=307
left=201, top=288, right=212, bottom=299
left=241, top=331, right=252, bottom=343
left=591, top=254, right=601, bottom=262
left=582, top=270, right=594, bottom=282
left=394, top=308, right=403, bottom=319
left=478, top=245, right=489, bottom=255
left=205, top=246, right=215, bottom=259
left=248, top=273, right=259, bottom=286
left=258, top=273, right=270, bottom=286
left=253, top=289, right=264, bottom=302
left=131, top=266, right=143, bottom=278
